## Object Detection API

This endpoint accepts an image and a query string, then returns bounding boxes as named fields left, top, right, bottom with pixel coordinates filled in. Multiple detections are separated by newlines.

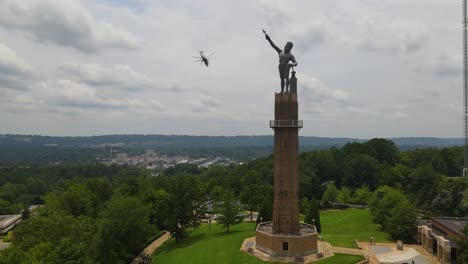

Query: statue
left=263, top=29, right=298, bottom=93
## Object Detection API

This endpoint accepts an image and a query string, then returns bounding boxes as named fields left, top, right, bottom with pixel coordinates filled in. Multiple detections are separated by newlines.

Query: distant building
left=0, top=215, right=21, bottom=235
left=116, top=153, right=128, bottom=162
left=418, top=217, right=468, bottom=264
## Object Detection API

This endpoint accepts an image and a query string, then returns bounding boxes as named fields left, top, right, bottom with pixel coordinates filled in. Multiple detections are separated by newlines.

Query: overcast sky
left=0, top=0, right=463, bottom=138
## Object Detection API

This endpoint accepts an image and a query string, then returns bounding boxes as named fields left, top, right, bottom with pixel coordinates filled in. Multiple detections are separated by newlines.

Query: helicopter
left=193, top=51, right=214, bottom=67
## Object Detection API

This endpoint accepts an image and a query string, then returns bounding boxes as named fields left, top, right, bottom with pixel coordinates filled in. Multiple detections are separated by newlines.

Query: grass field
left=152, top=209, right=388, bottom=263
left=153, top=222, right=280, bottom=264
left=320, top=208, right=392, bottom=248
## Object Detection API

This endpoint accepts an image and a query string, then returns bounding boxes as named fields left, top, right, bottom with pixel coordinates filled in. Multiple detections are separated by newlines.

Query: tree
left=165, top=175, right=205, bottom=242
left=461, top=188, right=468, bottom=214
left=141, top=188, right=172, bottom=230
left=304, top=198, right=321, bottom=233
left=44, top=183, right=94, bottom=217
left=343, top=154, right=380, bottom=190
left=84, top=177, right=113, bottom=215
left=298, top=170, right=322, bottom=200
left=386, top=200, right=417, bottom=241
left=368, top=186, right=407, bottom=228
left=165, top=163, right=204, bottom=176
left=119, top=177, right=140, bottom=196
left=378, top=164, right=409, bottom=188
left=337, top=187, right=352, bottom=203
left=210, top=185, right=225, bottom=203
left=0, top=246, right=22, bottom=264
left=0, top=199, right=12, bottom=215
left=406, top=164, right=443, bottom=209
left=97, top=196, right=153, bottom=264
left=432, top=178, right=468, bottom=216
left=256, top=190, right=273, bottom=226
left=3, top=212, right=97, bottom=263
left=453, top=224, right=468, bottom=264
left=365, top=138, right=399, bottom=165
left=239, top=170, right=271, bottom=221
left=369, top=186, right=417, bottom=238
left=22, top=242, right=58, bottom=264
left=322, top=183, right=338, bottom=207
left=21, top=207, right=30, bottom=220
left=216, top=190, right=244, bottom=232
left=300, top=197, right=309, bottom=214
left=352, top=185, right=371, bottom=205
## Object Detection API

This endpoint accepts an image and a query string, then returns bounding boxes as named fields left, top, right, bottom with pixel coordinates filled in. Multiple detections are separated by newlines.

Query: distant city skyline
left=0, top=0, right=463, bottom=138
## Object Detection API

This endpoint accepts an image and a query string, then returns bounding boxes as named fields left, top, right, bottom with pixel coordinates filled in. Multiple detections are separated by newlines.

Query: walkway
left=356, top=241, right=439, bottom=264
left=131, top=231, right=171, bottom=264
left=331, top=246, right=365, bottom=255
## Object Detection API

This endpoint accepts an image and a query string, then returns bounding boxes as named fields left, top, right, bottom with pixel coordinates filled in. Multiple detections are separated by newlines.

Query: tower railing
left=270, top=120, right=303, bottom=128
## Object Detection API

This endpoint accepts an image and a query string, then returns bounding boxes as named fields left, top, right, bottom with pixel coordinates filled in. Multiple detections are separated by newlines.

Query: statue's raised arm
left=263, top=29, right=281, bottom=54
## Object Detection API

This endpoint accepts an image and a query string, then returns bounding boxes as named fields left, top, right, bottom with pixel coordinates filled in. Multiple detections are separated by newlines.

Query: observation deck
left=269, top=120, right=303, bottom=129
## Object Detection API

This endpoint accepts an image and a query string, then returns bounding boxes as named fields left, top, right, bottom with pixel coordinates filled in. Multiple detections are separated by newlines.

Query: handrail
left=270, top=120, right=303, bottom=128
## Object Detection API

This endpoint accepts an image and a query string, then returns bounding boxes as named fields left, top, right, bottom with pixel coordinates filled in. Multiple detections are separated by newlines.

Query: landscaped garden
left=151, top=208, right=389, bottom=263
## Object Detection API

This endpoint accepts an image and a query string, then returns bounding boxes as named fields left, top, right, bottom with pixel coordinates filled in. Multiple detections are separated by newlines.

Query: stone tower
left=255, top=85, right=318, bottom=258
left=272, top=92, right=301, bottom=235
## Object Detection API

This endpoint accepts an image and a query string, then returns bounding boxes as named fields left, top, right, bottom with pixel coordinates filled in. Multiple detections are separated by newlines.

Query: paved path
left=357, top=241, right=439, bottom=264
left=131, top=232, right=171, bottom=264
left=331, top=246, right=365, bottom=256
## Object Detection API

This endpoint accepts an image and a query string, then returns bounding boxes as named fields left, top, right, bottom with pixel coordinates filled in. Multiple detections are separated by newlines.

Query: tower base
left=255, top=222, right=318, bottom=257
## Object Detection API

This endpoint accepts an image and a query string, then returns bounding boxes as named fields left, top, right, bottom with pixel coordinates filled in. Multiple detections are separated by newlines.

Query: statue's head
left=284, top=42, right=293, bottom=52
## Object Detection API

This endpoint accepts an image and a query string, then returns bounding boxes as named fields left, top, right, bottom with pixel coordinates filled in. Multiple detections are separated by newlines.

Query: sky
left=0, top=0, right=463, bottom=138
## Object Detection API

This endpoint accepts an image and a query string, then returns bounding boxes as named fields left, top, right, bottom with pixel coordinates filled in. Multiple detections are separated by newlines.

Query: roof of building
left=433, top=217, right=468, bottom=232
left=431, top=217, right=468, bottom=238
left=0, top=215, right=21, bottom=229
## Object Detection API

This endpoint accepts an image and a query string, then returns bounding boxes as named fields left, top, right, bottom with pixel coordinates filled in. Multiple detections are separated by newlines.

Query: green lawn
left=153, top=222, right=279, bottom=264
left=152, top=208, right=388, bottom=263
left=320, top=208, right=392, bottom=248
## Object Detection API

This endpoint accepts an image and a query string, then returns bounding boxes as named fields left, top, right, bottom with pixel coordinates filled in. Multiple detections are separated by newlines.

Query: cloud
left=59, top=63, right=187, bottom=93
left=100, top=0, right=147, bottom=12
left=431, top=53, right=461, bottom=77
left=0, top=43, right=35, bottom=90
left=386, top=111, right=409, bottom=119
left=60, top=63, right=150, bottom=92
left=349, top=16, right=430, bottom=53
left=299, top=75, right=382, bottom=119
left=41, top=80, right=123, bottom=109
left=0, top=0, right=142, bottom=53
left=3, top=79, right=165, bottom=114
left=257, top=1, right=429, bottom=54
left=301, top=76, right=349, bottom=105
left=291, top=23, right=327, bottom=52
left=190, top=95, right=220, bottom=113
